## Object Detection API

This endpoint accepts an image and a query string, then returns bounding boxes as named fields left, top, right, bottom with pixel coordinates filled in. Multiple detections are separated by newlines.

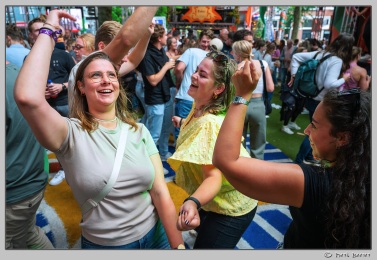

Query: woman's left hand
left=176, top=202, right=200, bottom=231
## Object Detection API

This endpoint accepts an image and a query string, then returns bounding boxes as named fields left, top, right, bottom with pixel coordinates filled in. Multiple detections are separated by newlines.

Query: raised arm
left=14, top=10, right=75, bottom=151
left=102, top=7, right=158, bottom=65
left=213, top=60, right=305, bottom=207
left=118, top=23, right=154, bottom=77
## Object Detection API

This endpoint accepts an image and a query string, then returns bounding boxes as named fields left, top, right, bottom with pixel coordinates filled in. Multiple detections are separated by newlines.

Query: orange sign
left=181, top=6, right=222, bottom=23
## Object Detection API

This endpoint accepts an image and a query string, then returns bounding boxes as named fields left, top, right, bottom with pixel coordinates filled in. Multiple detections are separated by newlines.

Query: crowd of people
left=6, top=6, right=371, bottom=250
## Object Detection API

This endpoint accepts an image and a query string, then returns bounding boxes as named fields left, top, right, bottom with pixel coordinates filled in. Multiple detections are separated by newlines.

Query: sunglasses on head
left=206, top=51, right=229, bottom=63
left=337, top=88, right=360, bottom=121
left=337, top=88, right=361, bottom=96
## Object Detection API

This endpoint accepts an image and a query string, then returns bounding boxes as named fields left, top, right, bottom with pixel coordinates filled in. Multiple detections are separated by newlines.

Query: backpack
left=292, top=52, right=333, bottom=98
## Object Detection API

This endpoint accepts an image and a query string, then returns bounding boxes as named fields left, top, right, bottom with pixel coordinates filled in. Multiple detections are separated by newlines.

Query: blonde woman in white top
left=232, top=40, right=274, bottom=159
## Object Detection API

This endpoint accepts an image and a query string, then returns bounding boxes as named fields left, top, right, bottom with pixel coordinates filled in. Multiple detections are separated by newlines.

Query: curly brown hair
left=150, top=24, right=165, bottom=44
left=322, top=88, right=371, bottom=248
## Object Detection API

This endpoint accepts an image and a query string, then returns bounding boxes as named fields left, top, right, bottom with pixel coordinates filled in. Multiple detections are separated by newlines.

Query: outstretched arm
left=102, top=7, right=158, bottom=65
left=213, top=60, right=305, bottom=207
left=14, top=10, right=75, bottom=151
left=149, top=154, right=184, bottom=248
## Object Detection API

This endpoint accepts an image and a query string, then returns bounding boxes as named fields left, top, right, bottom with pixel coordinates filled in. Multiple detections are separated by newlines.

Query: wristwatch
left=62, top=83, right=67, bottom=91
left=232, top=96, right=250, bottom=105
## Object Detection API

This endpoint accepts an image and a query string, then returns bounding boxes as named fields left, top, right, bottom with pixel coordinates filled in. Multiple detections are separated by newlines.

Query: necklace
left=94, top=117, right=117, bottom=123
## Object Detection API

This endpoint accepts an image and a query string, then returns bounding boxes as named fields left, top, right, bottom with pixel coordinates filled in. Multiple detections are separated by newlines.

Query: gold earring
left=213, top=93, right=218, bottom=100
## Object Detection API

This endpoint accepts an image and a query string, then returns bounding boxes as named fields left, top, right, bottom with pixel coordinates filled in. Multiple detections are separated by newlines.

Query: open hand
left=45, top=9, right=77, bottom=28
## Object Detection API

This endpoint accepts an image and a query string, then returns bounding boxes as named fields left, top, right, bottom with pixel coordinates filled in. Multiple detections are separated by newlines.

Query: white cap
left=210, top=38, right=223, bottom=51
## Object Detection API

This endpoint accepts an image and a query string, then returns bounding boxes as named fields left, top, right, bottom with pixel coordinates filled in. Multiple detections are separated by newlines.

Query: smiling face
left=304, top=102, right=338, bottom=162
left=74, top=37, right=93, bottom=62
left=188, top=58, right=220, bottom=106
left=169, top=37, right=178, bottom=51
left=78, top=59, right=120, bottom=114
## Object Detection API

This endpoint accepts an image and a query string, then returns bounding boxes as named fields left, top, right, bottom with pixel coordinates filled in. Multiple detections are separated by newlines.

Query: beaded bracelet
left=183, top=196, right=201, bottom=210
left=39, top=27, right=62, bottom=43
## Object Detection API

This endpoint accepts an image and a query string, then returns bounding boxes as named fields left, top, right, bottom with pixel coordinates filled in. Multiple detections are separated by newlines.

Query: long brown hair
left=70, top=52, right=138, bottom=132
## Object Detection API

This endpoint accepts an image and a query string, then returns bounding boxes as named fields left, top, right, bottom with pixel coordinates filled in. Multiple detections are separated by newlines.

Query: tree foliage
left=276, top=6, right=316, bottom=39
left=97, top=6, right=112, bottom=27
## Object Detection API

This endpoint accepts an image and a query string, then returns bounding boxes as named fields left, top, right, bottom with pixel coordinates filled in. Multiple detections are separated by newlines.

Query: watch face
left=233, top=96, right=249, bottom=105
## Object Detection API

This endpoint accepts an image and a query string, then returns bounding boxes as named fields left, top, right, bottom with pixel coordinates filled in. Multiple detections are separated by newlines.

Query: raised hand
left=45, top=9, right=77, bottom=29
left=231, top=60, right=261, bottom=98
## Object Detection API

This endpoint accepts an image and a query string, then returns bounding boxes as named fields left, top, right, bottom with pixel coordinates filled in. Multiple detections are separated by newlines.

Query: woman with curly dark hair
left=213, top=59, right=371, bottom=249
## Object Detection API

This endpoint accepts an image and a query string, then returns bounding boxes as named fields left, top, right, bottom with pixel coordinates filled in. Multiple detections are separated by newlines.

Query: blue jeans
left=145, top=95, right=174, bottom=157
left=272, top=67, right=278, bottom=85
left=135, top=80, right=147, bottom=125
left=294, top=98, right=320, bottom=163
left=81, top=219, right=170, bottom=249
left=193, top=207, right=257, bottom=249
left=158, top=87, right=176, bottom=155
left=52, top=104, right=69, bottom=117
left=280, top=67, right=288, bottom=85
left=174, top=98, right=193, bottom=140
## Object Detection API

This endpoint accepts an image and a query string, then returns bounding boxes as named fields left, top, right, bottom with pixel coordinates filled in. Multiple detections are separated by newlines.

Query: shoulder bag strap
left=314, top=52, right=334, bottom=87
left=259, top=60, right=267, bottom=98
left=81, top=124, right=128, bottom=215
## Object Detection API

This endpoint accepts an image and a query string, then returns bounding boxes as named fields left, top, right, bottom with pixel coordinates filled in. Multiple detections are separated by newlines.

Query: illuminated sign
left=181, top=6, right=222, bottom=23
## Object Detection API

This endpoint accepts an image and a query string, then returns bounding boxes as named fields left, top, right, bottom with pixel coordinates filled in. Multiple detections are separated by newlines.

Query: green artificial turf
left=266, top=87, right=311, bottom=161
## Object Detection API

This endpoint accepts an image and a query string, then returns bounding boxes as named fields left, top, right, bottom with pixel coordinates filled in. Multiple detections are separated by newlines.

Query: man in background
left=173, top=29, right=215, bottom=140
left=6, top=61, right=54, bottom=249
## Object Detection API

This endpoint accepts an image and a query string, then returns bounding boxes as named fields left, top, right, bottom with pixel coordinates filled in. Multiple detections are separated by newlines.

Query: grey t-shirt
left=55, top=118, right=159, bottom=246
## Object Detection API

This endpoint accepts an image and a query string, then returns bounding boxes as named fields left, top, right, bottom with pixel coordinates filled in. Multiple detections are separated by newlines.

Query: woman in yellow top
left=168, top=50, right=258, bottom=249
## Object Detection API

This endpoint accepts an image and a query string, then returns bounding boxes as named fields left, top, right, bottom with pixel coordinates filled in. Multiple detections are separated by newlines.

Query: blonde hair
left=351, top=46, right=363, bottom=60
left=77, top=33, right=95, bottom=53
left=232, top=40, right=253, bottom=60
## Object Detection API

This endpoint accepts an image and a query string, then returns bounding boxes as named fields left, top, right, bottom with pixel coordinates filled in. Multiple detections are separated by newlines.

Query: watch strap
left=232, top=96, right=250, bottom=105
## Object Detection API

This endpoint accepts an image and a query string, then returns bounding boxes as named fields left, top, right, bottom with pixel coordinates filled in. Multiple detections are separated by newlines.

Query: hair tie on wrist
left=43, top=22, right=61, bottom=30
left=184, top=196, right=201, bottom=210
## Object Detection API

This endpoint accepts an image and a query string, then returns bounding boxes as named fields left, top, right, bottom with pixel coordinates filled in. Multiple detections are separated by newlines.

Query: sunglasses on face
left=73, top=44, right=85, bottom=50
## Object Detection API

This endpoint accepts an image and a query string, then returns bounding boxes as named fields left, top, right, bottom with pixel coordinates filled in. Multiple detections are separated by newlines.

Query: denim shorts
left=81, top=219, right=170, bottom=249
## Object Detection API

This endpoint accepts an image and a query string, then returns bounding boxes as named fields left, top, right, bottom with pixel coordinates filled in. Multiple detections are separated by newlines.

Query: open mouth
left=98, top=89, right=113, bottom=94
left=190, top=83, right=198, bottom=89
